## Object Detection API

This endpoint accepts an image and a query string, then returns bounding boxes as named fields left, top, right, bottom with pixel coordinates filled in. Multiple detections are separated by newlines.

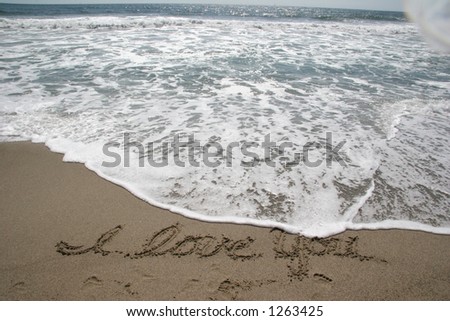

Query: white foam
left=1, top=14, right=449, bottom=237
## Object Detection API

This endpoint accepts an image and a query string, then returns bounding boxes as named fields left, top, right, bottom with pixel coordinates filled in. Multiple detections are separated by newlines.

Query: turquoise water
left=0, top=4, right=449, bottom=236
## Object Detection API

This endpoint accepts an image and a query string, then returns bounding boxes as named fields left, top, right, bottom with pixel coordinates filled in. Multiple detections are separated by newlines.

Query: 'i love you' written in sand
left=56, top=224, right=386, bottom=281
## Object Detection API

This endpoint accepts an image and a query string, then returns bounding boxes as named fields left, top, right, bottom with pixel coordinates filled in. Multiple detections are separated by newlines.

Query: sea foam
left=1, top=11, right=449, bottom=237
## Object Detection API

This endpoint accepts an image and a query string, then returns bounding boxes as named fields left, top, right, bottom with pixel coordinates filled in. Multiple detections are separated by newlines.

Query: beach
left=1, top=141, right=449, bottom=300
left=2, top=3, right=450, bottom=237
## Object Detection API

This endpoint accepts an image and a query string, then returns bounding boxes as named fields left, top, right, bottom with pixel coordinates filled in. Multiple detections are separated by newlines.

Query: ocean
left=0, top=3, right=449, bottom=237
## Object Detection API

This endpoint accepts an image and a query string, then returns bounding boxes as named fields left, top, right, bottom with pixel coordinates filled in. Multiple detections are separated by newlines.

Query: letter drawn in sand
left=56, top=225, right=123, bottom=256
left=132, top=224, right=181, bottom=258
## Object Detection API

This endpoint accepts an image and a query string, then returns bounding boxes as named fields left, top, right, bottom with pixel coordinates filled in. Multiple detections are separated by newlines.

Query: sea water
left=0, top=3, right=449, bottom=237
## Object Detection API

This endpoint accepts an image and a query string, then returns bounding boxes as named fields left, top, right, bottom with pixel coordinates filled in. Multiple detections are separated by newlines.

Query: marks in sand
left=272, top=229, right=387, bottom=282
left=82, top=276, right=139, bottom=298
left=56, top=223, right=387, bottom=285
left=83, top=276, right=103, bottom=288
left=214, top=278, right=277, bottom=300
left=56, top=224, right=261, bottom=261
left=56, top=225, right=124, bottom=257
left=313, top=273, right=333, bottom=283
left=9, top=281, right=29, bottom=297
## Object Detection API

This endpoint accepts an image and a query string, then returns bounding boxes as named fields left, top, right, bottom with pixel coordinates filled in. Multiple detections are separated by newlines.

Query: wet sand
left=1, top=141, right=449, bottom=300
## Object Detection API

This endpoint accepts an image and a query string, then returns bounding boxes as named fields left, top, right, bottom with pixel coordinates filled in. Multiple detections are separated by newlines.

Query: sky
left=1, top=1, right=405, bottom=12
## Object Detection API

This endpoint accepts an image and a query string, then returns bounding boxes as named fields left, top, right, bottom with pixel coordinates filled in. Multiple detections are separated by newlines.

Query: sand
left=0, top=141, right=449, bottom=300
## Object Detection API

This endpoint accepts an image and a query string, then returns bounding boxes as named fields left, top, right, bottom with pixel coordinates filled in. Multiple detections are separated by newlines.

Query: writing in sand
left=56, top=224, right=386, bottom=280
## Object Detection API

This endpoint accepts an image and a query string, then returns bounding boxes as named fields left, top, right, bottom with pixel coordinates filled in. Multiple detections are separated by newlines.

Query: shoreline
left=1, top=141, right=449, bottom=300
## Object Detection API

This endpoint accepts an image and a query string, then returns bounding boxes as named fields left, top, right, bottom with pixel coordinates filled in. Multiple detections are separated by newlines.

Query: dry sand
left=0, top=141, right=449, bottom=300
